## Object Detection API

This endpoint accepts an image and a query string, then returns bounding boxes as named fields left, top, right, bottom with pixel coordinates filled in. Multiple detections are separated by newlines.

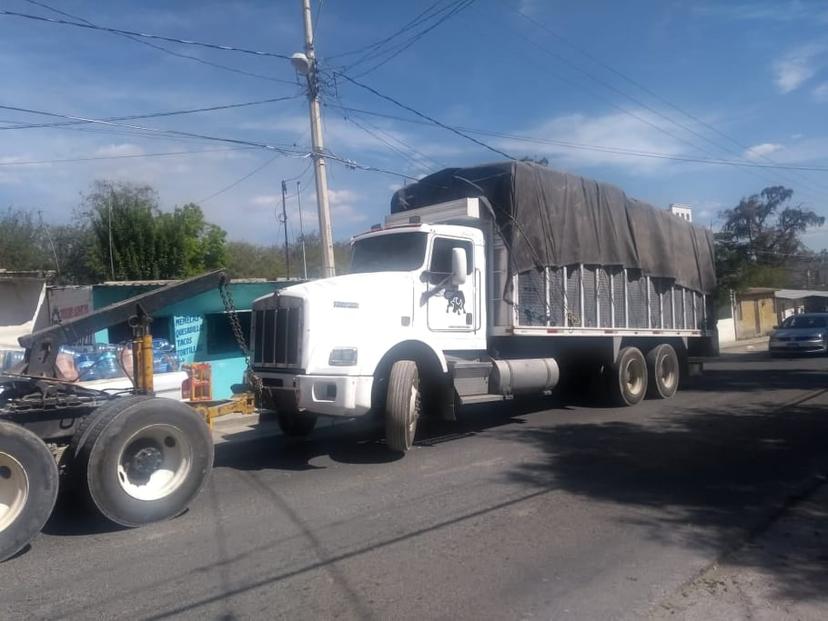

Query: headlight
left=329, top=347, right=358, bottom=366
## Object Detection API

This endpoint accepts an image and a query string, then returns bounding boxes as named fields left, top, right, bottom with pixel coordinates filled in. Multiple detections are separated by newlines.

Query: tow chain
left=218, top=276, right=263, bottom=399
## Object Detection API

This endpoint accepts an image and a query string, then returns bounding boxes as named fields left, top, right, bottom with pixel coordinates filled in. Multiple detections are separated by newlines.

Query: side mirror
left=451, top=248, right=467, bottom=285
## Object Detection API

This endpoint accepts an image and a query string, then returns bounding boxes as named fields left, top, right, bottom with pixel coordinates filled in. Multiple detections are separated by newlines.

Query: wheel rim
left=0, top=451, right=29, bottom=534
left=116, top=425, right=192, bottom=501
left=659, top=353, right=677, bottom=390
left=624, top=358, right=645, bottom=396
left=408, top=383, right=420, bottom=442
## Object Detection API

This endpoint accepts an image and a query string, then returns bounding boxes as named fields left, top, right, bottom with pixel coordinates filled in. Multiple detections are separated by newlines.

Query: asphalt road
left=2, top=349, right=827, bottom=620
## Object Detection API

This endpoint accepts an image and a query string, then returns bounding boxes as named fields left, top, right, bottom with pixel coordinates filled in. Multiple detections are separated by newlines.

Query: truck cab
left=250, top=199, right=488, bottom=447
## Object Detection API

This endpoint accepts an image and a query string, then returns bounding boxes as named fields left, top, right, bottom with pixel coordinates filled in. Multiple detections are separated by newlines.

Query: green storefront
left=91, top=279, right=296, bottom=399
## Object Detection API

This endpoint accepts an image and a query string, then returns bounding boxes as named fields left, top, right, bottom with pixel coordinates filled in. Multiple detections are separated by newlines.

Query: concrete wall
left=717, top=317, right=737, bottom=345
left=0, top=276, right=48, bottom=349
left=735, top=294, right=777, bottom=339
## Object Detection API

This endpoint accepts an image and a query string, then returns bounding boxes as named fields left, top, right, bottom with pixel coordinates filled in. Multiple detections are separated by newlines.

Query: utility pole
left=281, top=180, right=291, bottom=279
left=297, top=180, right=308, bottom=279
left=294, top=0, right=336, bottom=278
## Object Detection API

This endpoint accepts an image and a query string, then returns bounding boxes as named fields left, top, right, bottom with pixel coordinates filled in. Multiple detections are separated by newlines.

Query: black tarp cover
left=390, top=162, right=716, bottom=294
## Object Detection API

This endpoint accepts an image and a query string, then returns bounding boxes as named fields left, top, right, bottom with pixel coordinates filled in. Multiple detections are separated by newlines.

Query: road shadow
left=42, top=492, right=127, bottom=536
left=500, top=386, right=828, bottom=602
left=214, top=399, right=541, bottom=472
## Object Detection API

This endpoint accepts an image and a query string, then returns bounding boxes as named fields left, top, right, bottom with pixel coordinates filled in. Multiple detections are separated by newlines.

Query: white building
left=669, top=203, right=692, bottom=223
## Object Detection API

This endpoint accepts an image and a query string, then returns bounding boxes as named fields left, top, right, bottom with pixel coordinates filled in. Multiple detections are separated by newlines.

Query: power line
left=21, top=0, right=299, bottom=85
left=327, top=0, right=450, bottom=60
left=324, top=150, right=420, bottom=181
left=0, top=146, right=255, bottom=166
left=0, top=103, right=309, bottom=155
left=508, top=3, right=828, bottom=196
left=346, top=0, right=477, bottom=78
left=325, top=102, right=828, bottom=173
left=345, top=114, right=435, bottom=175
left=198, top=152, right=297, bottom=203
left=0, top=10, right=293, bottom=59
left=334, top=72, right=516, bottom=160
left=0, top=95, right=302, bottom=131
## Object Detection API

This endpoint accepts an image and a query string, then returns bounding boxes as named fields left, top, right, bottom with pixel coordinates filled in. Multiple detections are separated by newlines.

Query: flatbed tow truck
left=0, top=270, right=254, bottom=561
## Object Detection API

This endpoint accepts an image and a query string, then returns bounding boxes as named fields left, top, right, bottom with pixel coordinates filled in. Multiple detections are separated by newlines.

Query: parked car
left=769, top=313, right=828, bottom=356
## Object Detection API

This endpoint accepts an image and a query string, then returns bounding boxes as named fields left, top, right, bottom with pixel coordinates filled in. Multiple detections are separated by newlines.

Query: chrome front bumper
left=257, top=372, right=374, bottom=417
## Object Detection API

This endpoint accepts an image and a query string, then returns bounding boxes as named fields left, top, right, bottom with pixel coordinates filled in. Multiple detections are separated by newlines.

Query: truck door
left=424, top=237, right=476, bottom=332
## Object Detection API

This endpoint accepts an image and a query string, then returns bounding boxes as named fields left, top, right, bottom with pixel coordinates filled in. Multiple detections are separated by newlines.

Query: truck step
left=457, top=393, right=509, bottom=406
left=448, top=360, right=493, bottom=397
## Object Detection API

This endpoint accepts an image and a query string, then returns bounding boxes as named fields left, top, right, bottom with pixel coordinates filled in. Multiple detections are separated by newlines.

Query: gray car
left=769, top=313, right=828, bottom=356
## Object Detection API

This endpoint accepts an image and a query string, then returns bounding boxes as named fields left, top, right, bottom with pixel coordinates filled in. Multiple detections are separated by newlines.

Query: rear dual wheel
left=608, top=347, right=648, bottom=407
left=646, top=344, right=679, bottom=399
left=0, top=422, right=58, bottom=562
left=71, top=396, right=213, bottom=527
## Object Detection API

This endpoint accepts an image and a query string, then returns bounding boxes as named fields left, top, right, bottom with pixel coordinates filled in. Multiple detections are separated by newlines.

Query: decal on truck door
left=444, top=288, right=466, bottom=314
left=426, top=237, right=475, bottom=332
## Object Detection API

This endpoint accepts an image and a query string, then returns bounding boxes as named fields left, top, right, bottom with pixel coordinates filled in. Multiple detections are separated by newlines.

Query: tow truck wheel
left=385, top=360, right=421, bottom=454
left=608, top=346, right=648, bottom=407
left=74, top=396, right=213, bottom=527
left=276, top=411, right=318, bottom=437
left=0, top=421, right=59, bottom=562
left=646, top=344, right=679, bottom=399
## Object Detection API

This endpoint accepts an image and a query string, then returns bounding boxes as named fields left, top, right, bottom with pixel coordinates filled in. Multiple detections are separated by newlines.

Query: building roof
left=775, top=289, right=828, bottom=300
left=743, top=287, right=777, bottom=295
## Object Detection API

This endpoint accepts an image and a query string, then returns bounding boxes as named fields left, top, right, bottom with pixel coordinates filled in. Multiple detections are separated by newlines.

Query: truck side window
left=429, top=238, right=473, bottom=284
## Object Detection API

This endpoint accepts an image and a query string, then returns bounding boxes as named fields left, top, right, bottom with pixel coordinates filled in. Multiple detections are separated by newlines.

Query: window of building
left=206, top=311, right=251, bottom=355
left=428, top=237, right=473, bottom=284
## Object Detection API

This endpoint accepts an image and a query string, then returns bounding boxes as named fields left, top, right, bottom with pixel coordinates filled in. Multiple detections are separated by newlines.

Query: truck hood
left=278, top=272, right=417, bottom=310
left=275, top=272, right=419, bottom=374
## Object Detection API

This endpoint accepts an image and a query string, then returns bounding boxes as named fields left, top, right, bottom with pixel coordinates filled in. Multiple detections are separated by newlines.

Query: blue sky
left=1, top=0, right=827, bottom=250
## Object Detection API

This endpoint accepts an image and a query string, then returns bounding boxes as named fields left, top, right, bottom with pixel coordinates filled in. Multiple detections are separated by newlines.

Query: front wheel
left=73, top=396, right=213, bottom=527
left=0, top=422, right=59, bottom=562
left=385, top=360, right=421, bottom=454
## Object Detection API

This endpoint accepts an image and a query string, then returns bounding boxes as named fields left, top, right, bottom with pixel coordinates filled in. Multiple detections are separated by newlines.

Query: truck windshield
left=350, top=232, right=428, bottom=273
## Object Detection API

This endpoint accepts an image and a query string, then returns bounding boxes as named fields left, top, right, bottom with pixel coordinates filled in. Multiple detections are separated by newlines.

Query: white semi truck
left=251, top=162, right=717, bottom=453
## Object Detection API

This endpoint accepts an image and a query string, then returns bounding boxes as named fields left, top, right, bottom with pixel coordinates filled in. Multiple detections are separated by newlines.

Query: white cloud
left=250, top=194, right=279, bottom=207
left=93, top=143, right=145, bottom=157
left=743, top=143, right=783, bottom=160
left=695, top=2, right=828, bottom=23
left=496, top=110, right=688, bottom=174
left=813, top=82, right=828, bottom=102
left=772, top=43, right=827, bottom=93
left=327, top=188, right=367, bottom=223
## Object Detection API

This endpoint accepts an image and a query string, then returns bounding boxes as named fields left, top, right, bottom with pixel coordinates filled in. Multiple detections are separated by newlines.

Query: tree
left=0, top=208, right=94, bottom=284
left=82, top=181, right=227, bottom=281
left=0, top=208, right=45, bottom=271
left=225, top=233, right=352, bottom=279
left=715, top=186, right=825, bottom=293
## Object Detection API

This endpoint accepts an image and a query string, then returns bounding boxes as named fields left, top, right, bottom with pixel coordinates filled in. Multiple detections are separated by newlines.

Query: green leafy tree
left=0, top=208, right=95, bottom=284
left=83, top=181, right=227, bottom=280
left=225, top=233, right=352, bottom=279
left=0, top=208, right=45, bottom=270
left=715, top=186, right=824, bottom=295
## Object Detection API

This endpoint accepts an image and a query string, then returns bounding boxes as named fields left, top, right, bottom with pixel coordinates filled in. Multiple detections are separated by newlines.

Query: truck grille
left=253, top=297, right=302, bottom=368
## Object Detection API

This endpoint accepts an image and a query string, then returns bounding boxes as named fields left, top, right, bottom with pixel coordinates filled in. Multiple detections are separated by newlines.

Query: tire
left=385, top=360, right=421, bottom=454
left=0, top=421, right=59, bottom=562
left=276, top=411, right=318, bottom=437
left=73, top=396, right=213, bottom=527
left=608, top=347, right=648, bottom=407
left=646, top=344, right=680, bottom=399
